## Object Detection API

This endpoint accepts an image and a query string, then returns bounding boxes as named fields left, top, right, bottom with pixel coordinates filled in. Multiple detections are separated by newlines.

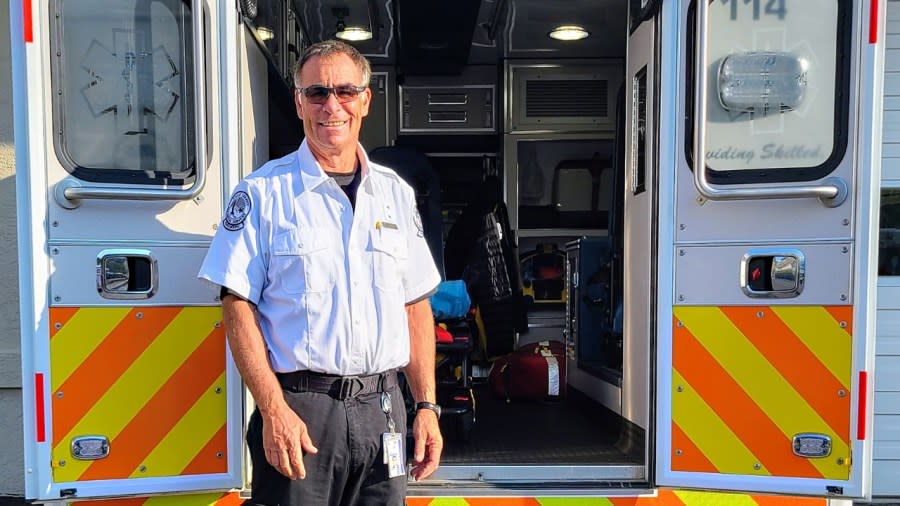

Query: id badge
left=382, top=432, right=406, bottom=478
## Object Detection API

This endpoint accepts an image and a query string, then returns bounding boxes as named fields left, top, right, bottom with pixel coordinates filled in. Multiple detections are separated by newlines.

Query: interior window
left=51, top=0, right=195, bottom=185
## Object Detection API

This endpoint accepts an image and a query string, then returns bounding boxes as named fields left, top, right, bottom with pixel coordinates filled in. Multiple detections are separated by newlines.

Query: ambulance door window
left=879, top=189, right=900, bottom=276
left=50, top=0, right=196, bottom=185
left=688, top=0, right=851, bottom=184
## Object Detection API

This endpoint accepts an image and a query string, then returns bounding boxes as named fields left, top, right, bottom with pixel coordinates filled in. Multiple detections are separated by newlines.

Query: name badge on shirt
left=382, top=432, right=406, bottom=478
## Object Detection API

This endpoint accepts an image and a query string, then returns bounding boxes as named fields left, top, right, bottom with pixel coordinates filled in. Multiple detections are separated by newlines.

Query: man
left=199, top=40, right=443, bottom=505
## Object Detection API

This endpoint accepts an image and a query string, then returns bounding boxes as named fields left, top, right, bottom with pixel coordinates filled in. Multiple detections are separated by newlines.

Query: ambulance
left=10, top=0, right=898, bottom=504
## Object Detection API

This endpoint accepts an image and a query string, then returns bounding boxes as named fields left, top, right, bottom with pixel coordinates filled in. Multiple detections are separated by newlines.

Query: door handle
left=97, top=249, right=158, bottom=300
left=691, top=0, right=847, bottom=207
left=740, top=248, right=805, bottom=298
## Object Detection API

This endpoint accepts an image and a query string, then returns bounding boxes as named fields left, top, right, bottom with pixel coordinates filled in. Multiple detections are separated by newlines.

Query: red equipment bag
left=489, top=340, right=566, bottom=401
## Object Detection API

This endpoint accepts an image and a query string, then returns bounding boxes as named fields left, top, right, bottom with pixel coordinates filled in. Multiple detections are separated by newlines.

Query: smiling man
left=199, top=40, right=442, bottom=505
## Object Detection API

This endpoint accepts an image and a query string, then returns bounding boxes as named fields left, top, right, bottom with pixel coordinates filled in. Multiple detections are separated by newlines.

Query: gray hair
left=293, top=40, right=372, bottom=89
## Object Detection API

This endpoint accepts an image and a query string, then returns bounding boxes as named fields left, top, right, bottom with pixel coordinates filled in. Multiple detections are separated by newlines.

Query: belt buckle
left=338, top=376, right=364, bottom=399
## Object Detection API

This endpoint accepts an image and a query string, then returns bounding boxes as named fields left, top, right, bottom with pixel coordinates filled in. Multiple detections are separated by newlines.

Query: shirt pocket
left=371, top=228, right=408, bottom=292
left=272, top=228, right=334, bottom=294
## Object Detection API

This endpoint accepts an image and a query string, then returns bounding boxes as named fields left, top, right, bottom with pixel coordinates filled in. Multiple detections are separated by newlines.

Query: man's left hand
left=409, top=409, right=442, bottom=481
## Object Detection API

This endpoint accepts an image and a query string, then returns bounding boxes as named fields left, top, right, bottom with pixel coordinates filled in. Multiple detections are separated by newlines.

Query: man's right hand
left=261, top=403, right=318, bottom=479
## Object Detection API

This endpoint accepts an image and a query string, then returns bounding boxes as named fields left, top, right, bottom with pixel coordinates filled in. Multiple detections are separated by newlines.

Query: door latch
left=740, top=248, right=805, bottom=298
left=96, top=249, right=158, bottom=300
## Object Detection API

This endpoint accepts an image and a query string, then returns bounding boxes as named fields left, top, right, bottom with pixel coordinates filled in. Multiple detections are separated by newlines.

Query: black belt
left=276, top=370, right=399, bottom=400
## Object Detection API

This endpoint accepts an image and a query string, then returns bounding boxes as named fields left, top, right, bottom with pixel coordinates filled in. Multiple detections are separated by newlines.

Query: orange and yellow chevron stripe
left=49, top=307, right=228, bottom=482
left=73, top=492, right=241, bottom=506
left=671, top=306, right=852, bottom=480
left=407, top=490, right=826, bottom=505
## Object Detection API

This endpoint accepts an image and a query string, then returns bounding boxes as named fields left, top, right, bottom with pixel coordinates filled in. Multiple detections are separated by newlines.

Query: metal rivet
left=836, top=457, right=845, bottom=466
left=51, top=248, right=59, bottom=255
left=754, top=463, right=761, bottom=470
left=52, top=221, right=59, bottom=227
left=696, top=196, right=706, bottom=205
left=679, top=224, right=686, bottom=230
left=679, top=250, right=685, bottom=256
left=139, top=465, right=147, bottom=473
left=195, top=195, right=204, bottom=203
left=840, top=294, right=848, bottom=301
left=58, top=460, right=66, bottom=467
left=212, top=223, right=219, bottom=231
left=838, top=389, right=847, bottom=398
left=214, top=322, right=222, bottom=328
left=756, top=311, right=765, bottom=318
left=676, top=385, right=684, bottom=392
left=678, top=295, right=685, bottom=301
left=839, top=321, right=847, bottom=329
left=54, top=296, right=61, bottom=302
left=842, top=218, right=850, bottom=226
left=841, top=246, right=849, bottom=254
left=54, top=323, right=62, bottom=330
left=135, top=312, right=143, bottom=320
left=675, top=449, right=683, bottom=456
left=215, top=387, right=222, bottom=394
left=56, top=391, right=63, bottom=398
left=676, top=320, right=684, bottom=328
left=216, top=452, right=224, bottom=459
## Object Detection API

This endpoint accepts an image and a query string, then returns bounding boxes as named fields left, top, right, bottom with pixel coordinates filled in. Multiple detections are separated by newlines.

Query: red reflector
left=35, top=373, right=45, bottom=443
left=857, top=371, right=868, bottom=440
left=870, top=0, right=879, bottom=44
left=23, top=0, right=33, bottom=43
left=453, top=395, right=469, bottom=402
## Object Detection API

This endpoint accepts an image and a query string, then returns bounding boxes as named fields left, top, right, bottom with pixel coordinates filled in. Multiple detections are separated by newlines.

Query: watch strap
left=415, top=401, right=441, bottom=419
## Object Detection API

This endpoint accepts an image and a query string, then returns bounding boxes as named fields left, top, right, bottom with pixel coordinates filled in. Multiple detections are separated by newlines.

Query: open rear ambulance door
left=13, top=0, right=244, bottom=500
left=650, top=0, right=884, bottom=499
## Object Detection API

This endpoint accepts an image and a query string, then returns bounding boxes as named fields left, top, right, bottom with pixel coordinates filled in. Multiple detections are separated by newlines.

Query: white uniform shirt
left=198, top=140, right=441, bottom=375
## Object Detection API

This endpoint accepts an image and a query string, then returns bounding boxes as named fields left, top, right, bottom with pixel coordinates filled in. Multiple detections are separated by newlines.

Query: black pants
left=245, top=382, right=408, bottom=506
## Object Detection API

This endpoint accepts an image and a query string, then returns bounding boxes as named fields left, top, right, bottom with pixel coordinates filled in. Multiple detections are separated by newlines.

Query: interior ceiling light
left=256, top=26, right=274, bottom=41
left=336, top=22, right=372, bottom=42
left=548, top=25, right=590, bottom=41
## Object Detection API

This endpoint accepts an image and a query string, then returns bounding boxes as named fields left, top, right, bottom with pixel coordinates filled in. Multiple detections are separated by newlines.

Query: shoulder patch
left=223, top=191, right=252, bottom=231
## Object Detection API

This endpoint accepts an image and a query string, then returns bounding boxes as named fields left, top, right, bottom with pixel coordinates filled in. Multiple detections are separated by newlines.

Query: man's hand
left=409, top=408, right=442, bottom=481
left=261, top=403, right=318, bottom=480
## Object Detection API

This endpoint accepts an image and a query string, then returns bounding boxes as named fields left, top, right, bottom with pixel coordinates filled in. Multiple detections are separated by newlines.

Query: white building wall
left=0, top=0, right=24, bottom=498
left=874, top=0, right=900, bottom=498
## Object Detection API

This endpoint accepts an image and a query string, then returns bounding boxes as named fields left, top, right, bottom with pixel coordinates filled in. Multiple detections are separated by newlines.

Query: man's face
left=294, top=54, right=371, bottom=161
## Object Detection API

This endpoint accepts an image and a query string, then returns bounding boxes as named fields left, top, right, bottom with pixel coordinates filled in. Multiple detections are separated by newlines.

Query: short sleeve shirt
left=198, top=140, right=441, bottom=375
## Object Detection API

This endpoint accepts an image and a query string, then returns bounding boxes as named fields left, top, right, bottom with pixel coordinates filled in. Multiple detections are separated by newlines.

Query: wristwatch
left=415, top=401, right=441, bottom=419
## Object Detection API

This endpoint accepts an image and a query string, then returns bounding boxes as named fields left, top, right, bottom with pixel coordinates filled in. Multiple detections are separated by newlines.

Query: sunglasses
left=297, top=84, right=367, bottom=104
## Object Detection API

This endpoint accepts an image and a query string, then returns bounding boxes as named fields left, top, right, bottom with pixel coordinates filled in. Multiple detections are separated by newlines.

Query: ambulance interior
left=248, top=0, right=647, bottom=484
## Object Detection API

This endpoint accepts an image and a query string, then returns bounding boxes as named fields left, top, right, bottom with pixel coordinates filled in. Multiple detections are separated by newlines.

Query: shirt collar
left=296, top=139, right=371, bottom=193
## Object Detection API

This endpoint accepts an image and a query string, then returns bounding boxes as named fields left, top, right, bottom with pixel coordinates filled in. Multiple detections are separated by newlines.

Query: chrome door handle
left=97, top=249, right=158, bottom=299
